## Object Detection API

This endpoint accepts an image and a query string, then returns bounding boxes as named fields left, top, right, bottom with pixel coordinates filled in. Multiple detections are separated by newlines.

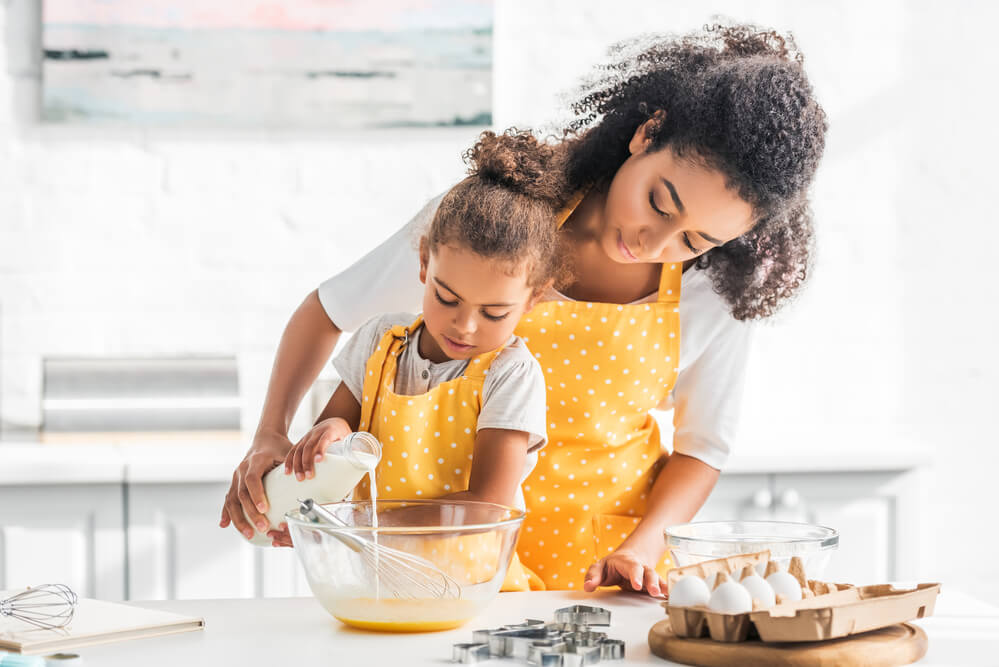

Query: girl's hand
left=284, top=417, right=353, bottom=480
left=583, top=546, right=665, bottom=597
left=220, top=430, right=292, bottom=539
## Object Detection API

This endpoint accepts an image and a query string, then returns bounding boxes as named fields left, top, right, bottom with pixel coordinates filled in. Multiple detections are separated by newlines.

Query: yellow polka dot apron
left=353, top=315, right=544, bottom=592
left=512, top=207, right=682, bottom=590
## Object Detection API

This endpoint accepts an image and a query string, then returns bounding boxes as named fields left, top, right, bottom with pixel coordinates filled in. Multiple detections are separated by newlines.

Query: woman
left=220, top=23, right=827, bottom=595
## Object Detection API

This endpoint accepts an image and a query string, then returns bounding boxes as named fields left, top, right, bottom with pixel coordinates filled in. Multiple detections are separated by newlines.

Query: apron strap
left=656, top=262, right=682, bottom=304
left=556, top=188, right=589, bottom=230
left=357, top=315, right=422, bottom=431
left=462, top=338, right=509, bottom=382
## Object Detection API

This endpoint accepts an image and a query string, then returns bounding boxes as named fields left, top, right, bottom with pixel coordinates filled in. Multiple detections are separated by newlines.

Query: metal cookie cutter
left=564, top=630, right=607, bottom=649
left=599, top=639, right=625, bottom=660
left=472, top=628, right=498, bottom=644
left=452, top=642, right=490, bottom=664
left=530, top=643, right=603, bottom=667
left=527, top=640, right=567, bottom=665
left=489, top=627, right=557, bottom=659
left=552, top=605, right=612, bottom=626
left=455, top=608, right=622, bottom=665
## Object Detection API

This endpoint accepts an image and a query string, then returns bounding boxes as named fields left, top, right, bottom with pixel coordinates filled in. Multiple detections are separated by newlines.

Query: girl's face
left=598, top=120, right=755, bottom=264
left=418, top=242, right=542, bottom=363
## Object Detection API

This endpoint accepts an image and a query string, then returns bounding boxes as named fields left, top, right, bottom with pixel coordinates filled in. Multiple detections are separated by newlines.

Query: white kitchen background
left=1, top=0, right=996, bottom=605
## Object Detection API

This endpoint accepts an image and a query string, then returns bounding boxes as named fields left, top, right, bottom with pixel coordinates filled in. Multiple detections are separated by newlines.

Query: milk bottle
left=245, top=431, right=381, bottom=546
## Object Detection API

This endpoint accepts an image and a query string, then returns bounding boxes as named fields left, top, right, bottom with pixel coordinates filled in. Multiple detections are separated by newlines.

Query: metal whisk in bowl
left=1, top=584, right=77, bottom=630
left=286, top=498, right=525, bottom=632
left=296, top=498, right=461, bottom=600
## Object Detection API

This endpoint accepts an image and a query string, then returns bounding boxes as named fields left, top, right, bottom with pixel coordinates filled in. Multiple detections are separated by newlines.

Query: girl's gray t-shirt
left=333, top=311, right=548, bottom=453
left=332, top=311, right=548, bottom=511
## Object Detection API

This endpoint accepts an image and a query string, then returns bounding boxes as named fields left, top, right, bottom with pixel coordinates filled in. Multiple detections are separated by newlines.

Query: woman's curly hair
left=559, top=22, right=827, bottom=320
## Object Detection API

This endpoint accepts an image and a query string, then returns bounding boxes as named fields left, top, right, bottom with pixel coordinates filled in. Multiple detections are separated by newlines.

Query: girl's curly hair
left=560, top=22, right=828, bottom=319
left=427, top=130, right=570, bottom=292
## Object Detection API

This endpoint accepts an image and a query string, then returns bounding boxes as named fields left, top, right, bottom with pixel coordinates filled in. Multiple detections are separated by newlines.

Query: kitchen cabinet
left=127, top=482, right=257, bottom=600
left=258, top=540, right=312, bottom=598
left=126, top=482, right=311, bottom=600
left=774, top=470, right=925, bottom=584
left=0, top=483, right=125, bottom=599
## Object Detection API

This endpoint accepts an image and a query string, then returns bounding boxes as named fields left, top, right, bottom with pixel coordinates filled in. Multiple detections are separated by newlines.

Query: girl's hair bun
left=464, top=129, right=564, bottom=205
left=426, top=127, right=572, bottom=292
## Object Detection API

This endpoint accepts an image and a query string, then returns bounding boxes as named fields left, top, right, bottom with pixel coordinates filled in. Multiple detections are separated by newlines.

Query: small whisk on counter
left=297, top=498, right=462, bottom=601
left=0, top=584, right=77, bottom=630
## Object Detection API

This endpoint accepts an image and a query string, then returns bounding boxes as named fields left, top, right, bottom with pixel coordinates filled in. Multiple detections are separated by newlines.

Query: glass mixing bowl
left=665, top=520, right=839, bottom=580
left=286, top=499, right=524, bottom=632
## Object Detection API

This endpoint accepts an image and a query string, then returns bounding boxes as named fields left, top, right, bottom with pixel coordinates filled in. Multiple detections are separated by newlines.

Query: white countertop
left=0, top=433, right=932, bottom=486
left=57, top=588, right=999, bottom=666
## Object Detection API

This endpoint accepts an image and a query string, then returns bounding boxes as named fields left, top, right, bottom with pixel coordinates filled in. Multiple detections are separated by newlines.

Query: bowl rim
left=284, top=498, right=526, bottom=534
left=664, top=520, right=839, bottom=549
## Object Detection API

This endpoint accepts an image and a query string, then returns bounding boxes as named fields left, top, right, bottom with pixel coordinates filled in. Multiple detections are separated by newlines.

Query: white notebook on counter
left=0, top=591, right=204, bottom=656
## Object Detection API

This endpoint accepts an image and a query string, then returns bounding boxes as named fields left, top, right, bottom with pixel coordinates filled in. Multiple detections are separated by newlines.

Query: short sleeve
left=665, top=270, right=755, bottom=470
left=476, top=340, right=548, bottom=452
left=332, top=313, right=410, bottom=403
left=317, top=194, right=444, bottom=332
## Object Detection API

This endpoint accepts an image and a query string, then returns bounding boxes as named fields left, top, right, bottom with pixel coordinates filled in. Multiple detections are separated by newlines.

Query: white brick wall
left=3, top=0, right=998, bottom=599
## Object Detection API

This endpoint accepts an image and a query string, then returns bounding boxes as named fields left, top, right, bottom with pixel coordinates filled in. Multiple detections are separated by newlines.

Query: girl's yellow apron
left=512, top=201, right=683, bottom=590
left=353, top=315, right=544, bottom=591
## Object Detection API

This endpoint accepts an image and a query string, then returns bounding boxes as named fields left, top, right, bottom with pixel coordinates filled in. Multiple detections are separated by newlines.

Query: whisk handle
left=297, top=498, right=366, bottom=553
left=298, top=498, right=349, bottom=527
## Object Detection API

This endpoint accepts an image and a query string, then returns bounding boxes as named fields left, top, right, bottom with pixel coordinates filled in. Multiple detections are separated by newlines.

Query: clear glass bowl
left=286, top=499, right=524, bottom=632
left=665, top=520, right=839, bottom=580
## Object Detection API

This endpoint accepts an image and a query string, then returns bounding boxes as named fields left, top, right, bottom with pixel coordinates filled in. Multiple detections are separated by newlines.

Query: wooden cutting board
left=648, top=618, right=927, bottom=667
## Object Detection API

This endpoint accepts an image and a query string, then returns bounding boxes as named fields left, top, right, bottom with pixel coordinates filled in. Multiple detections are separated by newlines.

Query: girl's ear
left=629, top=109, right=667, bottom=155
left=419, top=238, right=430, bottom=284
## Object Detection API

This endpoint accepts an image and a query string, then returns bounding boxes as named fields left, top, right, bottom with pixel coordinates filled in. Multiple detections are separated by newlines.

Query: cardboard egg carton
left=749, top=582, right=941, bottom=642
left=664, top=551, right=940, bottom=643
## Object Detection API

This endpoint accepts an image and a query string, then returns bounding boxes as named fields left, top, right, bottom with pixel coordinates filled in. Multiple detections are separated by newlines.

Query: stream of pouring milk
left=368, top=468, right=380, bottom=600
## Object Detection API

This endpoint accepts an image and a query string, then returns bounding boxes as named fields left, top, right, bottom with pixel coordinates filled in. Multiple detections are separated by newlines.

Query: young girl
left=273, top=132, right=565, bottom=589
left=222, top=23, right=828, bottom=596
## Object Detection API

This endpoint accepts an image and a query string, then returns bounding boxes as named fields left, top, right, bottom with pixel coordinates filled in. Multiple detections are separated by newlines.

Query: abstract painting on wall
left=42, top=0, right=492, bottom=128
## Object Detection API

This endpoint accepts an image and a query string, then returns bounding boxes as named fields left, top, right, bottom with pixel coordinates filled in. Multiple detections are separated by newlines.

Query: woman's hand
left=583, top=545, right=665, bottom=597
left=219, top=429, right=293, bottom=539
left=267, top=522, right=294, bottom=548
left=284, top=417, right=353, bottom=479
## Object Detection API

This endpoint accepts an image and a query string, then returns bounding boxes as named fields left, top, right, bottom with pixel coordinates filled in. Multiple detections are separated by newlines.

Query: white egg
left=668, top=575, right=711, bottom=608
left=766, top=571, right=804, bottom=602
left=741, top=573, right=777, bottom=609
left=708, top=580, right=753, bottom=614
left=754, top=562, right=767, bottom=577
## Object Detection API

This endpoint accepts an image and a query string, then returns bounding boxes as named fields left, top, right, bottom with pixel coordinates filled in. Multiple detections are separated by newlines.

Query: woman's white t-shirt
left=318, top=194, right=754, bottom=470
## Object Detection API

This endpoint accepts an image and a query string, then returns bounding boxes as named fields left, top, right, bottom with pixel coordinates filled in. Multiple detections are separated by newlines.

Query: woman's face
left=598, top=121, right=755, bottom=264
left=418, top=242, right=541, bottom=363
